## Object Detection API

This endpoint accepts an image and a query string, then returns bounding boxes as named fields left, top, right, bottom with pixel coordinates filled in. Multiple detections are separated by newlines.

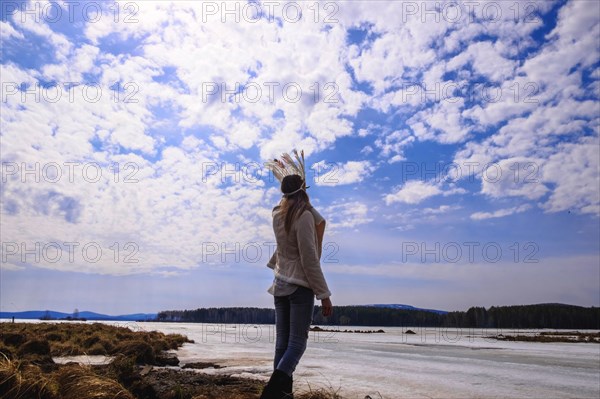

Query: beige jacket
left=267, top=205, right=332, bottom=300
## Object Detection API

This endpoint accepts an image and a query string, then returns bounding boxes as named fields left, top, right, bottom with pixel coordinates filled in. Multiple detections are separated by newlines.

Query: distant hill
left=0, top=310, right=157, bottom=321
left=367, top=304, right=448, bottom=314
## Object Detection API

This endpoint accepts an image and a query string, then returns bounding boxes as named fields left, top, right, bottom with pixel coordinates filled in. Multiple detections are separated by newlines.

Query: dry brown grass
left=0, top=323, right=193, bottom=398
left=55, top=363, right=135, bottom=399
left=0, top=323, right=343, bottom=399
left=297, top=390, right=343, bottom=399
left=0, top=354, right=60, bottom=399
left=0, top=354, right=137, bottom=399
left=295, top=380, right=344, bottom=399
left=0, top=322, right=193, bottom=361
left=490, top=332, right=600, bottom=343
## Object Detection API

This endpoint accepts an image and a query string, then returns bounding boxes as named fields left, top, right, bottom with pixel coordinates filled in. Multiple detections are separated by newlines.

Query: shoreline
left=2, top=320, right=599, bottom=398
left=0, top=322, right=338, bottom=399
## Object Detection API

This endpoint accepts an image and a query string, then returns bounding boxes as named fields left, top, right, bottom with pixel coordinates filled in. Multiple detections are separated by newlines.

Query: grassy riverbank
left=488, top=330, right=600, bottom=343
left=0, top=322, right=340, bottom=399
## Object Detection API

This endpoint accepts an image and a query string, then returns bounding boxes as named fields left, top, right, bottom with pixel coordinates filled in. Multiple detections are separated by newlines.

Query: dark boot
left=283, top=374, right=294, bottom=398
left=260, top=369, right=293, bottom=399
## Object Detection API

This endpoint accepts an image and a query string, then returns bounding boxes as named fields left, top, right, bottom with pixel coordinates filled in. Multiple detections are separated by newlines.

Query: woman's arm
left=316, top=221, right=325, bottom=259
left=308, top=206, right=326, bottom=259
left=267, top=249, right=277, bottom=269
left=296, top=211, right=331, bottom=300
left=267, top=205, right=281, bottom=269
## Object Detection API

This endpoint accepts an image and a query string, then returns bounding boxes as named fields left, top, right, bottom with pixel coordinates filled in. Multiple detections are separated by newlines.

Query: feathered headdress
left=264, top=149, right=310, bottom=192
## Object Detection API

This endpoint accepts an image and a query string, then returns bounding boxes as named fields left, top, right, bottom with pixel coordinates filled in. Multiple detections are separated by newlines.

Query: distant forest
left=157, top=303, right=600, bottom=329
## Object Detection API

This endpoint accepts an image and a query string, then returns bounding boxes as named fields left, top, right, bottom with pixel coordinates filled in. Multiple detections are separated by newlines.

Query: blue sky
left=1, top=0, right=599, bottom=314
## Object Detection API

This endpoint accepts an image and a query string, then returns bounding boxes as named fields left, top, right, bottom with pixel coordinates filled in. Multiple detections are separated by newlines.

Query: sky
left=0, top=0, right=598, bottom=314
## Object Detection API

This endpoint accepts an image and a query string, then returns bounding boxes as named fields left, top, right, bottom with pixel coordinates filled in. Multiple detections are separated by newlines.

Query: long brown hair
left=279, top=174, right=311, bottom=234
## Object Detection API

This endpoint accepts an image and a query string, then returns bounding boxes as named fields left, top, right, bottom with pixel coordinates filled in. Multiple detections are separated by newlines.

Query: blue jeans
left=273, top=285, right=315, bottom=376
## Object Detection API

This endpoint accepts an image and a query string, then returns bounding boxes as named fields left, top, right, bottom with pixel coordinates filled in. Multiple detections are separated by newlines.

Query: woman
left=261, top=174, right=333, bottom=399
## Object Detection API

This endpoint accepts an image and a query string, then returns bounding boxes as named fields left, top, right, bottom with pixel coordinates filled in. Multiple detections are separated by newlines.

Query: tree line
left=156, top=303, right=599, bottom=329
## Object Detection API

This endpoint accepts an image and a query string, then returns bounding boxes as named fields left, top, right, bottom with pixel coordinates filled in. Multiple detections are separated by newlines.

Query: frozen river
left=6, top=320, right=599, bottom=398
left=118, top=322, right=600, bottom=399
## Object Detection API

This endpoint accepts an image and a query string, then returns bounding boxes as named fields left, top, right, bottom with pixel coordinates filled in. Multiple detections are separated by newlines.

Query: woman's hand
left=321, top=297, right=333, bottom=317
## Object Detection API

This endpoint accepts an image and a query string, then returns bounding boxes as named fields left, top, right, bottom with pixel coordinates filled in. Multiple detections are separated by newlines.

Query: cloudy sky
left=1, top=0, right=598, bottom=314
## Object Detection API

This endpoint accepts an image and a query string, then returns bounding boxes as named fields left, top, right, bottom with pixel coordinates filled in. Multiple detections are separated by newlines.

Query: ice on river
left=116, top=322, right=600, bottom=399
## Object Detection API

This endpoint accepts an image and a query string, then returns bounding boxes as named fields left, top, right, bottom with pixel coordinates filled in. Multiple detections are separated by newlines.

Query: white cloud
left=383, top=204, right=462, bottom=232
left=41, top=44, right=100, bottom=82
left=12, top=4, right=72, bottom=61
left=384, top=179, right=466, bottom=205
left=0, top=151, right=274, bottom=275
left=541, top=137, right=600, bottom=215
left=480, top=157, right=549, bottom=200
left=313, top=160, right=375, bottom=186
left=384, top=180, right=442, bottom=205
left=374, top=129, right=415, bottom=162
left=447, top=41, right=516, bottom=82
left=79, top=1, right=368, bottom=160
left=422, top=205, right=461, bottom=215
left=1, top=0, right=597, bottom=286
left=451, top=0, right=599, bottom=216
left=0, top=21, right=24, bottom=41
left=360, top=145, right=373, bottom=155
left=470, top=204, right=532, bottom=220
left=408, top=97, right=470, bottom=143
left=323, top=201, right=373, bottom=232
